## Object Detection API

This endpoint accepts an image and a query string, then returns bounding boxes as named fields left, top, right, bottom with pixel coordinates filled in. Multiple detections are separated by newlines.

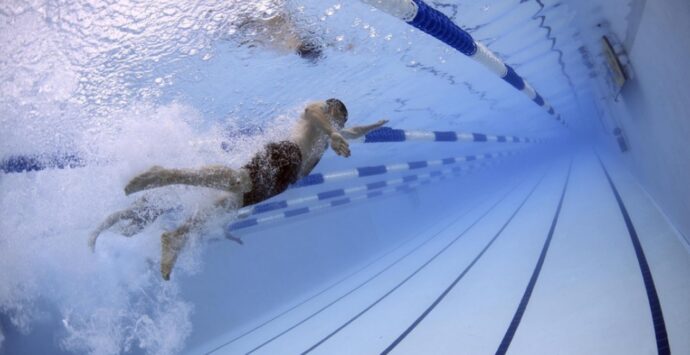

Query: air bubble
left=162, top=6, right=178, bottom=16
left=178, top=17, right=195, bottom=29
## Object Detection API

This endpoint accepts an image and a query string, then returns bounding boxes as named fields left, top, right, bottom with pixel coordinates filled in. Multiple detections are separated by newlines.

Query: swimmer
left=91, top=99, right=388, bottom=280
left=236, top=10, right=325, bottom=61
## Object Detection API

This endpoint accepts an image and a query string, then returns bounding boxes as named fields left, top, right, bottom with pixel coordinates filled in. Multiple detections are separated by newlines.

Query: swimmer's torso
left=290, top=101, right=330, bottom=178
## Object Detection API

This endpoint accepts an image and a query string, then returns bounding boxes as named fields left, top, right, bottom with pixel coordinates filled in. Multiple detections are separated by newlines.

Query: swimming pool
left=1, top=0, right=689, bottom=354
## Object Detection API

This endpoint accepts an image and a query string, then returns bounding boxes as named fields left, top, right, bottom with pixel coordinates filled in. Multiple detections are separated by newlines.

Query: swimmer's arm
left=340, top=119, right=389, bottom=140
left=304, top=105, right=351, bottom=157
left=304, top=104, right=338, bottom=136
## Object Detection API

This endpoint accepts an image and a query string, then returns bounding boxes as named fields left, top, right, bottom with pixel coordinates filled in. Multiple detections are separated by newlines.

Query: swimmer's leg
left=124, top=166, right=251, bottom=195
left=160, top=194, right=243, bottom=280
left=89, top=196, right=166, bottom=252
left=89, top=209, right=132, bottom=252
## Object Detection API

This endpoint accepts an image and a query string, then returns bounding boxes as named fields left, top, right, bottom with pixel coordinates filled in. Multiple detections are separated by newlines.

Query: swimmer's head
left=326, top=98, right=348, bottom=128
left=296, top=40, right=323, bottom=62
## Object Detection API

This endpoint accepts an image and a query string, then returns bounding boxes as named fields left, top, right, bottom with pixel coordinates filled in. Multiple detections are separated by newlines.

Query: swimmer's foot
left=88, top=231, right=100, bottom=252
left=125, top=166, right=167, bottom=195
left=160, top=227, right=190, bottom=281
left=225, top=232, right=244, bottom=245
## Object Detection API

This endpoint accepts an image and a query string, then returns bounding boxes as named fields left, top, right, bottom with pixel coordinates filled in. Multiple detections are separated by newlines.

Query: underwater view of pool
left=2, top=0, right=689, bottom=354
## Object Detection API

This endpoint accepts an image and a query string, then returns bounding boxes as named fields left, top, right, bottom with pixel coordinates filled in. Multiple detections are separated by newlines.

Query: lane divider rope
left=290, top=149, right=522, bottom=189
left=238, top=158, right=504, bottom=219
left=359, top=0, right=566, bottom=125
left=351, top=127, right=545, bottom=144
left=1, top=129, right=541, bottom=174
left=229, top=160, right=499, bottom=232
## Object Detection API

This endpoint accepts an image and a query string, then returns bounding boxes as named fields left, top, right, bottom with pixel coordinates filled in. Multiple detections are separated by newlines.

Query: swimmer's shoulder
left=303, top=101, right=327, bottom=117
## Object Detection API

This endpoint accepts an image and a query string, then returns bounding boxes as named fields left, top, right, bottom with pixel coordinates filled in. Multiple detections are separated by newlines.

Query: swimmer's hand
left=339, top=119, right=389, bottom=140
left=373, top=119, right=389, bottom=127
left=330, top=132, right=351, bottom=157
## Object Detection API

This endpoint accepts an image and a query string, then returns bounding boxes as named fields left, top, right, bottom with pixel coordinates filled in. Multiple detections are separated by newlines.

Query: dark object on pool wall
left=602, top=35, right=628, bottom=88
left=613, top=127, right=629, bottom=153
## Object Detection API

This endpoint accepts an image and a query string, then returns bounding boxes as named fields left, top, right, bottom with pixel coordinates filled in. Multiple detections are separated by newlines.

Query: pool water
left=1, top=1, right=689, bottom=354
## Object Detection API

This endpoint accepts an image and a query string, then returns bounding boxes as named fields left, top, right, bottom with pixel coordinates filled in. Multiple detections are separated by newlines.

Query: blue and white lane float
left=351, top=127, right=545, bottom=144
left=219, top=128, right=543, bottom=152
left=1, top=128, right=541, bottom=174
left=228, top=150, right=523, bottom=233
left=0, top=153, right=84, bottom=174
left=236, top=158, right=502, bottom=220
left=359, top=0, right=566, bottom=125
left=290, top=149, right=520, bottom=189
left=228, top=165, right=464, bottom=232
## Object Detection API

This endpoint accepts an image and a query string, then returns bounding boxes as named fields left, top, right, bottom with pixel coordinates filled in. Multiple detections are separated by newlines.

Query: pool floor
left=195, top=151, right=690, bottom=355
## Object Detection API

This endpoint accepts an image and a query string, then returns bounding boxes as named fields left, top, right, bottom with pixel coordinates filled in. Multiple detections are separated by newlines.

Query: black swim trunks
left=242, top=141, right=303, bottom=206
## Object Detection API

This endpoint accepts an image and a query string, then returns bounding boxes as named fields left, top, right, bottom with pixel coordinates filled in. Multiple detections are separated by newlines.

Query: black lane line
left=379, top=169, right=548, bottom=355
left=495, top=159, right=572, bottom=354
left=302, top=172, right=542, bottom=355
left=208, top=175, right=507, bottom=354
left=206, top=199, right=473, bottom=354
left=597, top=156, right=670, bottom=355
left=207, top=230, right=437, bottom=354
left=246, top=176, right=529, bottom=355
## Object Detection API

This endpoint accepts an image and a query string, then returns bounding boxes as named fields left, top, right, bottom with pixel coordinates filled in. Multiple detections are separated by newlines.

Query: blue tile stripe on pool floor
left=495, top=159, right=572, bottom=354
left=597, top=155, right=670, bottom=355
left=377, top=168, right=550, bottom=355
left=243, top=176, right=530, bottom=355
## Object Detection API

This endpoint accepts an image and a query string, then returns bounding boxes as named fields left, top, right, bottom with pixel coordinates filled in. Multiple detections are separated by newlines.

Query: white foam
left=0, top=101, right=261, bottom=354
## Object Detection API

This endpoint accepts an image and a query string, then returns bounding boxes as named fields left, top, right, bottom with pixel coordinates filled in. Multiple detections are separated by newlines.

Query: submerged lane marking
left=246, top=176, right=529, bottom=355
left=300, top=169, right=549, bottom=354
left=597, top=155, right=670, bottom=355
left=207, top=177, right=492, bottom=354
left=495, top=159, right=572, bottom=354
left=205, top=224, right=431, bottom=355
left=379, top=167, right=550, bottom=355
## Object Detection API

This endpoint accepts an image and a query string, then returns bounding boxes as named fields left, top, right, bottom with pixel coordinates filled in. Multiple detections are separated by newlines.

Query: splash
left=1, top=103, right=217, bottom=354
left=0, top=91, right=316, bottom=354
left=0, top=1, right=289, bottom=350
